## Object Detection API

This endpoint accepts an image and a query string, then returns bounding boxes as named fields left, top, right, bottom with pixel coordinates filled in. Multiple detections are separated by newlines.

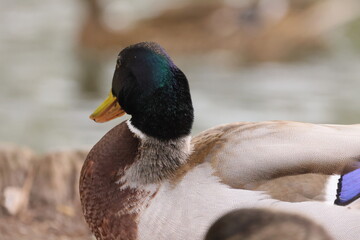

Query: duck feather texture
left=80, top=42, right=360, bottom=240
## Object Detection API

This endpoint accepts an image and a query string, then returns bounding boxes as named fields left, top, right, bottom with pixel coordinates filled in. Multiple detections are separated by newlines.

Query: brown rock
left=31, top=149, right=88, bottom=208
left=0, top=144, right=36, bottom=216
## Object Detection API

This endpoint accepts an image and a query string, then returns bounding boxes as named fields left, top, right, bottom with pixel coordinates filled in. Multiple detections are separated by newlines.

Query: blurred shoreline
left=0, top=144, right=91, bottom=240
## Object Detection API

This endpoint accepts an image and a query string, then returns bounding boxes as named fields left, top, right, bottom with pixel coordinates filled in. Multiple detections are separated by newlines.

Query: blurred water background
left=1, top=0, right=360, bottom=152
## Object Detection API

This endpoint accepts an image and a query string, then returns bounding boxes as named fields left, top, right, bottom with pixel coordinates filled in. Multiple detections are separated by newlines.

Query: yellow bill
left=89, top=91, right=125, bottom=123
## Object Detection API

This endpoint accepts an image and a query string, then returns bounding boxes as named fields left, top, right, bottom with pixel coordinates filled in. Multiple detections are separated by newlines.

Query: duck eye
left=116, top=55, right=122, bottom=68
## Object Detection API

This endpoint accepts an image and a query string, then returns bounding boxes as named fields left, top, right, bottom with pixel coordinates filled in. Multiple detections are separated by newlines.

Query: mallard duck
left=79, top=42, right=360, bottom=240
left=205, top=208, right=333, bottom=240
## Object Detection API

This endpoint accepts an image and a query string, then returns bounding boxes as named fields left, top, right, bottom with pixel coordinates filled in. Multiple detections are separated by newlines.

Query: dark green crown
left=111, top=42, right=194, bottom=140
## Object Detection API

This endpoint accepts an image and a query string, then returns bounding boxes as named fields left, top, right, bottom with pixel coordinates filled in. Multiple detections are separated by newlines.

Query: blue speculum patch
left=335, top=168, right=360, bottom=205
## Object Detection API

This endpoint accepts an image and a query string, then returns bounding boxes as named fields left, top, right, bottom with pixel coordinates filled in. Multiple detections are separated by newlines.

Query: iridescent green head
left=90, top=42, right=194, bottom=140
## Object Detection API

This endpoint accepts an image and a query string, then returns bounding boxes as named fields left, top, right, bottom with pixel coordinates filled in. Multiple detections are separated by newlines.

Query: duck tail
left=335, top=168, right=360, bottom=206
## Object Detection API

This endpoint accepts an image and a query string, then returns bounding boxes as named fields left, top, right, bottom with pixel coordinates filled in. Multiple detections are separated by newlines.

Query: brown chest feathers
left=79, top=122, right=154, bottom=240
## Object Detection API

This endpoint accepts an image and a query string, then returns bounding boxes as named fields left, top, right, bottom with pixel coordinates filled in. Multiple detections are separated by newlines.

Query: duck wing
left=191, top=121, right=360, bottom=190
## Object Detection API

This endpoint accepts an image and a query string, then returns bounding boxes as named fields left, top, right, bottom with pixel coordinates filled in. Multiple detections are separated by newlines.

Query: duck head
left=90, top=42, right=194, bottom=140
